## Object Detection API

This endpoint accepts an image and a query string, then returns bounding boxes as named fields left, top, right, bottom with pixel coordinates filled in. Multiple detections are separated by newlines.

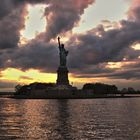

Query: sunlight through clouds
left=20, top=4, right=46, bottom=43
left=132, top=43, right=140, bottom=50
left=73, top=0, right=130, bottom=33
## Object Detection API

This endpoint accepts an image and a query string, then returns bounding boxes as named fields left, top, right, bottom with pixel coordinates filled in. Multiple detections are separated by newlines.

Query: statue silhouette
left=58, top=37, right=68, bottom=66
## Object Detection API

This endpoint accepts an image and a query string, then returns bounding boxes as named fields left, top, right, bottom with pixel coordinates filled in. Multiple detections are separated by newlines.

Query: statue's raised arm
left=58, top=36, right=61, bottom=48
left=57, top=37, right=68, bottom=67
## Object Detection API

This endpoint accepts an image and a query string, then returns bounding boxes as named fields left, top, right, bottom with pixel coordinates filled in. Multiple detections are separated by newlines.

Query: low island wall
left=14, top=89, right=116, bottom=99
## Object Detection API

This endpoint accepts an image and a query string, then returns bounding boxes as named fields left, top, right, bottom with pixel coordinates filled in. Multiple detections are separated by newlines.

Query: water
left=0, top=98, right=140, bottom=139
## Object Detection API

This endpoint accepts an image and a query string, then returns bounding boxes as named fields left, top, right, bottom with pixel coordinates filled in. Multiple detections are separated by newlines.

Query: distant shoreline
left=1, top=91, right=140, bottom=99
left=0, top=92, right=14, bottom=95
left=11, top=94, right=140, bottom=99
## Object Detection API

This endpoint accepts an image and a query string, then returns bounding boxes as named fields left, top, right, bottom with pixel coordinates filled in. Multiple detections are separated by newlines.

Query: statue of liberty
left=57, top=37, right=68, bottom=66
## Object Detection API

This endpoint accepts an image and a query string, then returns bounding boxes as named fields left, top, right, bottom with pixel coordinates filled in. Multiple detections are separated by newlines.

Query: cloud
left=74, top=58, right=140, bottom=80
left=44, top=0, right=95, bottom=41
left=127, top=0, right=140, bottom=22
left=7, top=39, right=59, bottom=72
left=0, top=0, right=95, bottom=71
left=0, top=0, right=140, bottom=82
left=0, top=1, right=27, bottom=50
left=19, top=76, right=33, bottom=80
left=67, top=20, right=140, bottom=70
left=63, top=0, right=140, bottom=79
left=13, top=0, right=95, bottom=41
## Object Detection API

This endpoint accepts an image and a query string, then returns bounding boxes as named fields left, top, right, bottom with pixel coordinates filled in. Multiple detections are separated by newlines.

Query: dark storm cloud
left=0, top=0, right=95, bottom=50
left=12, top=0, right=95, bottom=41
left=67, top=21, right=140, bottom=70
left=44, top=0, right=95, bottom=41
left=108, top=69, right=140, bottom=80
left=0, top=1, right=27, bottom=50
left=75, top=69, right=140, bottom=80
left=74, top=60, right=140, bottom=80
left=71, top=63, right=115, bottom=76
left=63, top=0, right=140, bottom=79
left=97, top=68, right=140, bottom=80
left=8, top=40, right=59, bottom=72
left=67, top=0, right=140, bottom=76
left=0, top=0, right=95, bottom=72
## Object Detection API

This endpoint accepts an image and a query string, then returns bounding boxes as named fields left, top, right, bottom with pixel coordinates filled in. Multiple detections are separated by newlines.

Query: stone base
left=56, top=66, right=69, bottom=85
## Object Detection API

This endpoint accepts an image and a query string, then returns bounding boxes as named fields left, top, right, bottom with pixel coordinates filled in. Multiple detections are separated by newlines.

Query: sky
left=0, top=0, right=140, bottom=91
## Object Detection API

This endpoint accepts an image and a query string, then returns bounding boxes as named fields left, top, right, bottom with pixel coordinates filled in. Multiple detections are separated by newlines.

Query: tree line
left=83, top=83, right=140, bottom=94
left=15, top=82, right=140, bottom=95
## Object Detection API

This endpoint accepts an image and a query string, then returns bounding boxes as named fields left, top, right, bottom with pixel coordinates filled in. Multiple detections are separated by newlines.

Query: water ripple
left=0, top=98, right=140, bottom=139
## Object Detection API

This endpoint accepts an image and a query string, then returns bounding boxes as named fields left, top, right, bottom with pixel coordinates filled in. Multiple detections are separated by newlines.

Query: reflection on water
left=0, top=98, right=140, bottom=139
left=55, top=100, right=72, bottom=139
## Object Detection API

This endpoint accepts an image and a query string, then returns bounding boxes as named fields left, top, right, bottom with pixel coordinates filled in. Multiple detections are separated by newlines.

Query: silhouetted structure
left=83, top=83, right=118, bottom=94
left=15, top=82, right=56, bottom=95
left=120, top=87, right=140, bottom=94
left=56, top=37, right=69, bottom=85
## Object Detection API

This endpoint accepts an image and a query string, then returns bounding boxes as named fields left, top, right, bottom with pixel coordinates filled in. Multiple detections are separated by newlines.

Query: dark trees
left=83, top=83, right=118, bottom=94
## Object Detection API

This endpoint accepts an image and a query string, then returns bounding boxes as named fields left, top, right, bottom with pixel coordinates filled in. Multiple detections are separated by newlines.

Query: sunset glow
left=0, top=68, right=81, bottom=88
left=1, top=68, right=56, bottom=84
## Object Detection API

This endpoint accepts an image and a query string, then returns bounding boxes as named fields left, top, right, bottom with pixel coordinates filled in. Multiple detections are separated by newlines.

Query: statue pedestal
left=56, top=66, right=69, bottom=85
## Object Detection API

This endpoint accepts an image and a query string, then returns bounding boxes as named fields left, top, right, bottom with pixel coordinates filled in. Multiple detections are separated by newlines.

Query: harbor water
left=0, top=98, right=140, bottom=139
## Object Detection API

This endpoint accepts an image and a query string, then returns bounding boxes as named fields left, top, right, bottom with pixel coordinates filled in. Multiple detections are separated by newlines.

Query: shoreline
left=0, top=91, right=140, bottom=99
left=10, top=94, right=140, bottom=99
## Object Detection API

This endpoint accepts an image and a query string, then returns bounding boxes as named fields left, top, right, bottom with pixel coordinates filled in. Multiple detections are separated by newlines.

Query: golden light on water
left=20, top=4, right=46, bottom=44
